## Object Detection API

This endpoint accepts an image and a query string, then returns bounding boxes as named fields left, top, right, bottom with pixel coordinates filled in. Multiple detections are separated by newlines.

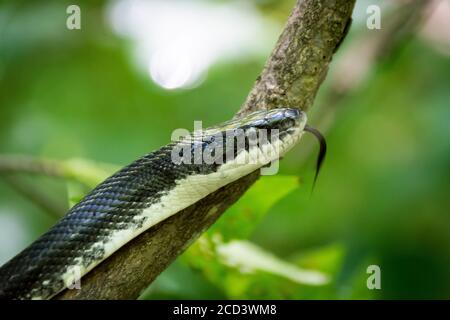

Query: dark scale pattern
left=0, top=144, right=221, bottom=300
left=0, top=108, right=303, bottom=300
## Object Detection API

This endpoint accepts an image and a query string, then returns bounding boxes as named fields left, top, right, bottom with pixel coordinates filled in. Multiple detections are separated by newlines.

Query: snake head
left=181, top=108, right=314, bottom=175
left=241, top=108, right=326, bottom=187
left=239, top=108, right=307, bottom=134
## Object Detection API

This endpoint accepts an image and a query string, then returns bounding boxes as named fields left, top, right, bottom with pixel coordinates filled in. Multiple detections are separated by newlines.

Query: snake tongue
left=304, top=124, right=327, bottom=189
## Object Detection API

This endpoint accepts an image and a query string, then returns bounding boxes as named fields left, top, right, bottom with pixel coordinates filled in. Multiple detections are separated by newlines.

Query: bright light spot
left=150, top=49, right=195, bottom=89
left=107, top=0, right=277, bottom=90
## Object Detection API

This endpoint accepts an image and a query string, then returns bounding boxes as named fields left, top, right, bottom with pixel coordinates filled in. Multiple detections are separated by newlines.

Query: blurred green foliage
left=0, top=0, right=449, bottom=299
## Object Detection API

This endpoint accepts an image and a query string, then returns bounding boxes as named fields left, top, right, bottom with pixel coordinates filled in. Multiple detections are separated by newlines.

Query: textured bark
left=237, top=0, right=354, bottom=116
left=55, top=0, right=356, bottom=300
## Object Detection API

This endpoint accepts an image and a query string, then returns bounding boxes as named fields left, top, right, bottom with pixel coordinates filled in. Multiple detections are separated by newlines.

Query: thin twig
left=0, top=155, right=116, bottom=218
left=1, top=175, right=65, bottom=219
left=0, top=155, right=64, bottom=177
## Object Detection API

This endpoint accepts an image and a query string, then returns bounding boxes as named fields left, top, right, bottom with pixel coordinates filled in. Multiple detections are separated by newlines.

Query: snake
left=0, top=108, right=326, bottom=300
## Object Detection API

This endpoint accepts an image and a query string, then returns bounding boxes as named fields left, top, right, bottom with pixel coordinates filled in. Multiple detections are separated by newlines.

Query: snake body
left=0, top=108, right=307, bottom=299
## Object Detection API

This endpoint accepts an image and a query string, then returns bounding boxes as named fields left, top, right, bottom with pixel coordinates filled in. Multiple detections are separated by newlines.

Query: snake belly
left=0, top=108, right=307, bottom=299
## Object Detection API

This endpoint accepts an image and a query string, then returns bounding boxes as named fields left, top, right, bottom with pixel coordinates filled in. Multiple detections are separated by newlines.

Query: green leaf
left=180, top=175, right=308, bottom=298
left=62, top=158, right=118, bottom=188
left=66, top=181, right=90, bottom=209
left=207, top=175, right=300, bottom=240
left=216, top=240, right=329, bottom=286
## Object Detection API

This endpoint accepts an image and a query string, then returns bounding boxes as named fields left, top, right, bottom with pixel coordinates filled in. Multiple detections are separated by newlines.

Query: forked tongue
left=304, top=124, right=327, bottom=190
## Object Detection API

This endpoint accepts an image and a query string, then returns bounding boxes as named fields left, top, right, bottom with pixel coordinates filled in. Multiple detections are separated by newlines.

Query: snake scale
left=0, top=108, right=326, bottom=299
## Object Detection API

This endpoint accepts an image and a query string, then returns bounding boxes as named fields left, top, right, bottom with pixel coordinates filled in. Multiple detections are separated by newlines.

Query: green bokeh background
left=0, top=0, right=449, bottom=299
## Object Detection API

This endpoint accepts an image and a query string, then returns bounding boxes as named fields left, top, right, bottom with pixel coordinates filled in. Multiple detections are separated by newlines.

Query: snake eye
left=251, top=119, right=266, bottom=128
left=283, top=108, right=300, bottom=119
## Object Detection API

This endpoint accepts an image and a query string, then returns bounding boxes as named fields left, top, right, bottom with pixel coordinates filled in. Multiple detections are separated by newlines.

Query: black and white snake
left=0, top=108, right=326, bottom=299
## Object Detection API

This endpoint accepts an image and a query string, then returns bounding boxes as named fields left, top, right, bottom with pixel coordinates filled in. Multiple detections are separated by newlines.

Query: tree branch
left=0, top=155, right=64, bottom=178
left=1, top=175, right=65, bottom=219
left=297, top=0, right=430, bottom=164
left=55, top=0, right=356, bottom=300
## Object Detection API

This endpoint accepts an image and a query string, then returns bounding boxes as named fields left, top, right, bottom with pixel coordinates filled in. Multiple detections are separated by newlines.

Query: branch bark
left=296, top=0, right=430, bottom=164
left=55, top=0, right=356, bottom=300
